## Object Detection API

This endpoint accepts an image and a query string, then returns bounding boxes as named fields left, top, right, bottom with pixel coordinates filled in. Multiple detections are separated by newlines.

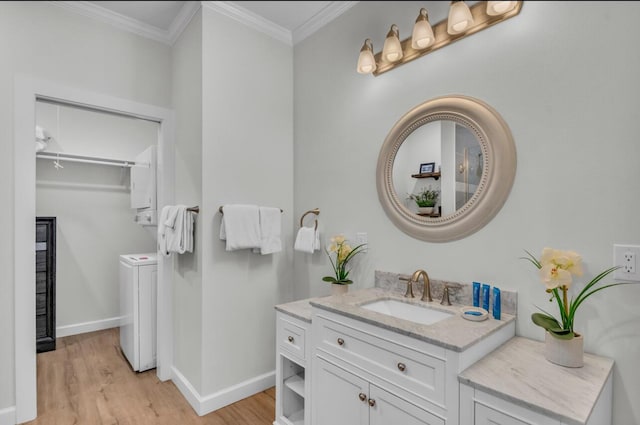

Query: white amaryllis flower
left=540, top=263, right=572, bottom=290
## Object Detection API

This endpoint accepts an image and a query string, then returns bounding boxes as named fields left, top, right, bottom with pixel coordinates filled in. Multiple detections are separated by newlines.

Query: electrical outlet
left=356, top=232, right=368, bottom=253
left=613, top=244, right=640, bottom=282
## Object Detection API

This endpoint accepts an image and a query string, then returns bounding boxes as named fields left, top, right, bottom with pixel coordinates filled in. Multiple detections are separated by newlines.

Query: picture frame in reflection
left=419, top=162, right=435, bottom=174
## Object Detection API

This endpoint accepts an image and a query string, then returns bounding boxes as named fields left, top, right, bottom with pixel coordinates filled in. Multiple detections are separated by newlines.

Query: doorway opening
left=14, top=76, right=175, bottom=423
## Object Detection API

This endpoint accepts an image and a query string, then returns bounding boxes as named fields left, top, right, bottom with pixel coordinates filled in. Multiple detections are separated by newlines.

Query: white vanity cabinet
left=311, top=307, right=515, bottom=425
left=275, top=311, right=312, bottom=425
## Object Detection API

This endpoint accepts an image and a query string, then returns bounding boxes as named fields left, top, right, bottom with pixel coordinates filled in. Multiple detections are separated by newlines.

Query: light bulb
left=356, top=39, right=376, bottom=74
left=411, top=8, right=434, bottom=50
left=447, top=1, right=474, bottom=35
left=486, top=1, right=517, bottom=16
left=382, top=24, right=403, bottom=63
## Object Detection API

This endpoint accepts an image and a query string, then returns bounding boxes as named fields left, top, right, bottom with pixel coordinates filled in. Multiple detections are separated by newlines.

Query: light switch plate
left=613, top=244, right=640, bottom=282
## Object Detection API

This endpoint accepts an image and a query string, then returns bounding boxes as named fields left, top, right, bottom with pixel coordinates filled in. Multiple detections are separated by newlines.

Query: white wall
left=171, top=8, right=203, bottom=393
left=201, top=6, right=294, bottom=396
left=0, top=0, right=170, bottom=412
left=293, top=1, right=640, bottom=423
left=36, top=101, right=158, bottom=329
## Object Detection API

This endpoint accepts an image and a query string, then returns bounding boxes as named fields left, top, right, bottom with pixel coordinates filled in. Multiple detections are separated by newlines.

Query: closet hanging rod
left=36, top=152, right=139, bottom=168
left=218, top=206, right=283, bottom=214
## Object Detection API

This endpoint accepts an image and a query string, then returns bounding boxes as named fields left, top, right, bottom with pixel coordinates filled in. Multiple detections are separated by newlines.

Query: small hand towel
left=158, top=205, right=173, bottom=256
left=294, top=227, right=316, bottom=254
left=255, top=206, right=282, bottom=255
left=314, top=229, right=321, bottom=251
left=219, top=204, right=261, bottom=251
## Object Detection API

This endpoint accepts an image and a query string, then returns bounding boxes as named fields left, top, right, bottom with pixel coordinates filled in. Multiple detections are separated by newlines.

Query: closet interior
left=34, top=99, right=159, bottom=353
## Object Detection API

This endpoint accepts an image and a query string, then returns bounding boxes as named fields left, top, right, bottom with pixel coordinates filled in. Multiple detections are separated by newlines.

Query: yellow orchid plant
left=322, top=235, right=367, bottom=285
left=522, top=248, right=627, bottom=340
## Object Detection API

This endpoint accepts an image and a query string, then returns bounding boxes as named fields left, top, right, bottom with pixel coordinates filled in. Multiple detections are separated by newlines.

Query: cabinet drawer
left=277, top=313, right=307, bottom=362
left=316, top=315, right=446, bottom=406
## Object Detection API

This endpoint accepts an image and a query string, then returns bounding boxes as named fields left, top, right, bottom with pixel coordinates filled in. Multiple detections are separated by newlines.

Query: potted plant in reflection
left=410, top=187, right=439, bottom=215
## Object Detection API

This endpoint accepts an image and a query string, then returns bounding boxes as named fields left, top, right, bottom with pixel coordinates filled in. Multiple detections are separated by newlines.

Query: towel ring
left=300, top=208, right=320, bottom=230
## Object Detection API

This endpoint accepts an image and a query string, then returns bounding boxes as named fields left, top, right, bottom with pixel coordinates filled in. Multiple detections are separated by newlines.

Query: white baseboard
left=171, top=366, right=275, bottom=416
left=56, top=316, right=122, bottom=338
left=0, top=406, right=16, bottom=425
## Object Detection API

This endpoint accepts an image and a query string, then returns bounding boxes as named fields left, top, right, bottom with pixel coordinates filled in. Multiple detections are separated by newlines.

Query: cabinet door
left=313, top=357, right=369, bottom=425
left=369, top=385, right=445, bottom=425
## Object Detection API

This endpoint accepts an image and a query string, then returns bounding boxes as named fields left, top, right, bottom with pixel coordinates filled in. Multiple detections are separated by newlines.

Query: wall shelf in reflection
left=411, top=172, right=441, bottom=180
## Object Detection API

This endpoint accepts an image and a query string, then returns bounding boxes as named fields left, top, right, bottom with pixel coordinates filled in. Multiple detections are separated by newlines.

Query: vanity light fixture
left=382, top=24, right=403, bottom=63
left=357, top=38, right=377, bottom=74
left=411, top=8, right=435, bottom=50
left=486, top=0, right=518, bottom=16
left=447, top=1, right=475, bottom=35
left=357, top=1, right=523, bottom=76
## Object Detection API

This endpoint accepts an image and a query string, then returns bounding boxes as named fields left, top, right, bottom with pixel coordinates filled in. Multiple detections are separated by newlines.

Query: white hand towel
left=165, top=205, right=194, bottom=254
left=158, top=205, right=173, bottom=257
left=255, top=206, right=282, bottom=255
left=219, top=204, right=261, bottom=251
left=294, top=227, right=316, bottom=254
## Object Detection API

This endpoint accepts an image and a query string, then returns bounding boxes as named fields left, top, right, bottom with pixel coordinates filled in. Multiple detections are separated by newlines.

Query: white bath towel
left=219, top=204, right=261, bottom=251
left=294, top=226, right=316, bottom=254
left=254, top=206, right=282, bottom=255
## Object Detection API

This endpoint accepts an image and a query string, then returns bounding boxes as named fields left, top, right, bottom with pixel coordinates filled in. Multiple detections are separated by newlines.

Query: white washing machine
left=119, top=253, right=157, bottom=372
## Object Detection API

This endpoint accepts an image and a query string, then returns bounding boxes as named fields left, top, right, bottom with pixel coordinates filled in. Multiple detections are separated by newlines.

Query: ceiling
left=84, top=1, right=349, bottom=45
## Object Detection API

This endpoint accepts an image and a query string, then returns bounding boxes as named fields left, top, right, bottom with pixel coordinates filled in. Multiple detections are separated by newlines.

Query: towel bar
left=187, top=206, right=199, bottom=213
left=300, top=208, right=320, bottom=230
left=218, top=206, right=283, bottom=214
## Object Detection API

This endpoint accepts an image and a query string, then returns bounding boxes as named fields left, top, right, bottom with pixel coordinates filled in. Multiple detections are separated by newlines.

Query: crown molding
left=202, top=1, right=359, bottom=46
left=202, top=1, right=292, bottom=45
left=293, top=1, right=359, bottom=45
left=168, top=2, right=202, bottom=45
left=48, top=1, right=201, bottom=46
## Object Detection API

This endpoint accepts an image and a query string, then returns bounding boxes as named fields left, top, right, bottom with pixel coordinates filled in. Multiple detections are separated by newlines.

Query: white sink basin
left=360, top=299, right=453, bottom=325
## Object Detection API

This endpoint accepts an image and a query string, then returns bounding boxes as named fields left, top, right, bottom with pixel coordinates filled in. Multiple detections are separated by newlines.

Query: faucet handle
left=440, top=287, right=451, bottom=305
left=398, top=274, right=412, bottom=281
left=403, top=280, right=415, bottom=298
left=440, top=283, right=461, bottom=306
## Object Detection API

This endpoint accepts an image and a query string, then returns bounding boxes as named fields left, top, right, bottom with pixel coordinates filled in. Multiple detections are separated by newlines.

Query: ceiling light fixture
left=357, top=1, right=523, bottom=77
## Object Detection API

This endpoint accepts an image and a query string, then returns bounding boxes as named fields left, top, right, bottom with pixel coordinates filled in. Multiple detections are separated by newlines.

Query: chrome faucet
left=411, top=269, right=432, bottom=302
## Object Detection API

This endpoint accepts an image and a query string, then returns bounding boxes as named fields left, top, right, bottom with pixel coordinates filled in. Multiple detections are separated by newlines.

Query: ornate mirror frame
left=376, top=95, right=516, bottom=242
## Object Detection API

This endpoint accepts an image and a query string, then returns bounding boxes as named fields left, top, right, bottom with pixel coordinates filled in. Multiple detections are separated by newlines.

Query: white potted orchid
left=522, top=247, right=628, bottom=367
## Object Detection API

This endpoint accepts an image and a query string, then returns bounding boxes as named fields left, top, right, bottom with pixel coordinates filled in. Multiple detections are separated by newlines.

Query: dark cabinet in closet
left=36, top=217, right=56, bottom=353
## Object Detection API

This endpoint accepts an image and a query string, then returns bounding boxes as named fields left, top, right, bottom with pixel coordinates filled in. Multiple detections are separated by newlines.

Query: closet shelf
left=36, top=151, right=140, bottom=168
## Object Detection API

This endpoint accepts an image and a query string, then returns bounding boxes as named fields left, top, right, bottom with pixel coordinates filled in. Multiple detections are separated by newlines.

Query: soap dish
left=460, top=306, right=489, bottom=321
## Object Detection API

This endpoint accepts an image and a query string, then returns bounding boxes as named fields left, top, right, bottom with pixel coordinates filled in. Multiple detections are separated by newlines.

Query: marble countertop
left=458, top=336, right=614, bottom=425
left=307, top=288, right=515, bottom=352
left=275, top=297, right=315, bottom=323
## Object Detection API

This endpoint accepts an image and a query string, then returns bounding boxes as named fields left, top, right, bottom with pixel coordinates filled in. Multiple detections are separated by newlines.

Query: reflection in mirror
left=392, top=121, right=484, bottom=217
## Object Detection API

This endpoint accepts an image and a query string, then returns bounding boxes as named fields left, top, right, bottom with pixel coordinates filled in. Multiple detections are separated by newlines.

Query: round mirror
left=377, top=95, right=516, bottom=242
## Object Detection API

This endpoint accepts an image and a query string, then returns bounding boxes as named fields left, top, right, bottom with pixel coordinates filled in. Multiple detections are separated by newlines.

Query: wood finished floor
left=23, top=328, right=276, bottom=425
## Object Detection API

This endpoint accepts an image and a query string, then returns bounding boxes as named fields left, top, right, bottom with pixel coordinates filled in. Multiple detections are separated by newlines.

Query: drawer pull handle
left=368, top=399, right=376, bottom=407
left=397, top=362, right=406, bottom=372
left=358, top=393, right=367, bottom=402
left=337, top=338, right=345, bottom=346
left=287, top=336, right=294, bottom=343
